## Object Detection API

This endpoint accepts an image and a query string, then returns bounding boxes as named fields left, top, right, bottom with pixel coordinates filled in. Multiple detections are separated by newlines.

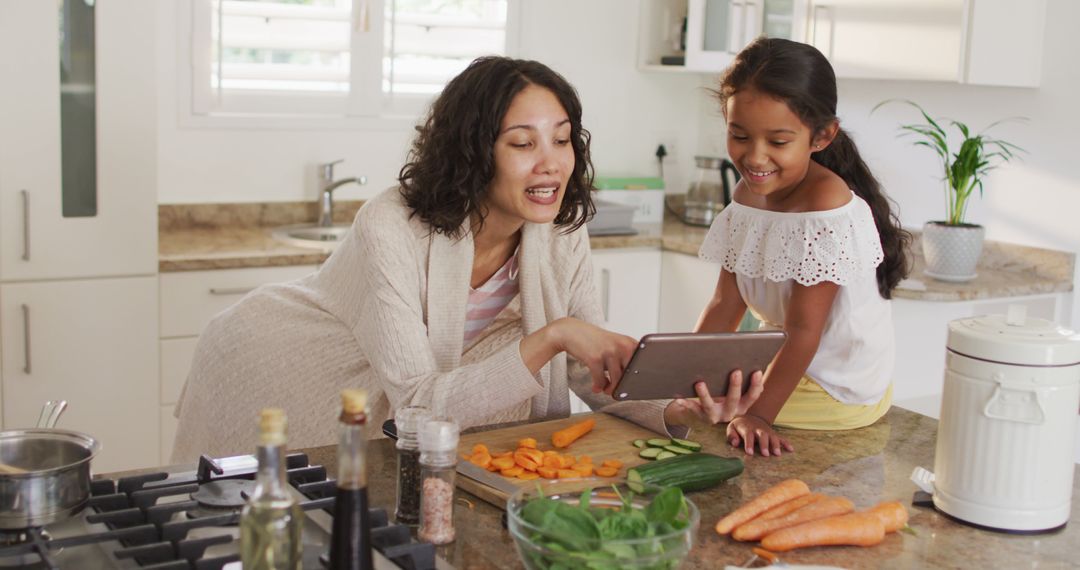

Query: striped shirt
left=464, top=249, right=520, bottom=346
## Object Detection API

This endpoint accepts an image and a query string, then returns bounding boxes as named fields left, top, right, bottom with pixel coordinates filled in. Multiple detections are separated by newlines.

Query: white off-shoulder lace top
left=699, top=194, right=894, bottom=405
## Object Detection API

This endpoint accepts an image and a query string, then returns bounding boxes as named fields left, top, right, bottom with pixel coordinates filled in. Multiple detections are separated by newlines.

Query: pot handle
left=982, top=374, right=1045, bottom=425
left=35, top=400, right=68, bottom=429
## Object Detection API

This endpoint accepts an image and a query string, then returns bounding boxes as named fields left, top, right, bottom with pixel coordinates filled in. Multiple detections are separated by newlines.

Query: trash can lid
left=947, top=305, right=1080, bottom=366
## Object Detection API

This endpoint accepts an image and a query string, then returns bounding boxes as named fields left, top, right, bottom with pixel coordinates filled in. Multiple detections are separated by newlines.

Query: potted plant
left=876, top=100, right=1024, bottom=282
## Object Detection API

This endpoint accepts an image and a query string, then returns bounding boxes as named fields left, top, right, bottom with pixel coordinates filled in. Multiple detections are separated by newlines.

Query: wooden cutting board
left=456, top=412, right=661, bottom=508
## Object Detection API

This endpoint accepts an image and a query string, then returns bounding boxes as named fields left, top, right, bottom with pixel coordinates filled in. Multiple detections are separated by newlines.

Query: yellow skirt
left=773, top=377, right=893, bottom=431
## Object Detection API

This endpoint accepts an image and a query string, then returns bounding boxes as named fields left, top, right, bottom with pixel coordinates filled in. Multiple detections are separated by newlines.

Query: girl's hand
left=664, top=370, right=765, bottom=426
left=550, top=318, right=638, bottom=395
left=726, top=414, right=795, bottom=457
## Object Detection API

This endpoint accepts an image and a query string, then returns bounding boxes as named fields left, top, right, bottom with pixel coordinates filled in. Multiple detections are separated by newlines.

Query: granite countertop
left=159, top=201, right=1074, bottom=302
left=295, top=406, right=1079, bottom=569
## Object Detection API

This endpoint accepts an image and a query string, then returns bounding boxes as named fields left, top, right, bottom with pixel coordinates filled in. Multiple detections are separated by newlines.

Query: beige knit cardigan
left=171, top=188, right=678, bottom=462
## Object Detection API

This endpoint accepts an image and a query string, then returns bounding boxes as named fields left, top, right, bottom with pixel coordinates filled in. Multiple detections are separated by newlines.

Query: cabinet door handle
left=208, top=286, right=257, bottom=296
left=21, top=304, right=31, bottom=374
left=601, top=268, right=611, bottom=322
left=20, top=189, right=30, bottom=261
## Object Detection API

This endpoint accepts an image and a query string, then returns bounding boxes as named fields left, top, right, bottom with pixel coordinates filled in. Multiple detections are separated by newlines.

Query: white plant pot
left=922, top=221, right=985, bottom=282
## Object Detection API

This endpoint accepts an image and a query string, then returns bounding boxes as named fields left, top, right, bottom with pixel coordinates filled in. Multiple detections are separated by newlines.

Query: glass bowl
left=506, top=478, right=700, bottom=570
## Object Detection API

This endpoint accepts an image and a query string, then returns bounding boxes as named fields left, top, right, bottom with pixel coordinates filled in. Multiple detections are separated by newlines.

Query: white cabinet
left=658, top=251, right=721, bottom=333
left=639, top=0, right=1045, bottom=87
left=0, top=0, right=160, bottom=473
left=686, top=0, right=808, bottom=70
left=807, top=0, right=1045, bottom=86
left=591, top=249, right=662, bottom=340
left=0, top=0, right=157, bottom=282
left=158, top=265, right=317, bottom=463
left=0, top=278, right=159, bottom=473
left=639, top=0, right=807, bottom=72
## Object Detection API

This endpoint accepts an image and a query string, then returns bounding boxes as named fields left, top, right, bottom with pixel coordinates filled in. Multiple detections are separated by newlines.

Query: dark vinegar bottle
left=329, top=389, right=373, bottom=570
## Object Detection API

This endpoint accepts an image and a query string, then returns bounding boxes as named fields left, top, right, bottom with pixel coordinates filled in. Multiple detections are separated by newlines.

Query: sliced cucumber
left=646, top=438, right=673, bottom=448
left=662, top=445, right=694, bottom=455
left=638, top=447, right=664, bottom=459
left=655, top=450, right=678, bottom=460
left=671, top=438, right=702, bottom=452
left=632, top=439, right=646, bottom=449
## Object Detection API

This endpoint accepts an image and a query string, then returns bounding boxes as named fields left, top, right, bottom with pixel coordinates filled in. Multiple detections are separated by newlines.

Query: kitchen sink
left=270, top=223, right=351, bottom=250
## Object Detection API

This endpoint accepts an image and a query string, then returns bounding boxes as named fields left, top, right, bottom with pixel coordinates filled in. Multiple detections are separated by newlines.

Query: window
left=189, top=0, right=514, bottom=119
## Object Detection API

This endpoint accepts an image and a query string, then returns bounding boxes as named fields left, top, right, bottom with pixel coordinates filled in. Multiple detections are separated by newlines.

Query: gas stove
left=0, top=453, right=451, bottom=569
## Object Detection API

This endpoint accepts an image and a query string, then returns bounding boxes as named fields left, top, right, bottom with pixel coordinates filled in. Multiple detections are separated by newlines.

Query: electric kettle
left=930, top=305, right=1080, bottom=532
left=680, top=156, right=739, bottom=227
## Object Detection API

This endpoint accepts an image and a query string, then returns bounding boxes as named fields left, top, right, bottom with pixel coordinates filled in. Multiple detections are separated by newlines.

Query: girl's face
left=725, top=87, right=829, bottom=204
left=483, top=84, right=575, bottom=234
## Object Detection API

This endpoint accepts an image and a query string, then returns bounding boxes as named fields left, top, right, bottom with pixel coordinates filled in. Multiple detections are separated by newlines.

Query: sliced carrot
left=551, top=418, right=596, bottom=449
left=487, top=463, right=499, bottom=472
left=600, top=459, right=623, bottom=469
left=471, top=444, right=489, bottom=456
left=468, top=452, right=492, bottom=469
left=501, top=466, right=524, bottom=477
left=555, top=455, right=575, bottom=469
left=492, top=451, right=513, bottom=459
left=542, top=450, right=559, bottom=457
left=576, top=455, right=592, bottom=464
left=556, top=469, right=580, bottom=479
left=513, top=451, right=539, bottom=471
left=715, top=479, right=811, bottom=535
left=542, top=455, right=562, bottom=469
left=595, top=466, right=618, bottom=477
left=490, top=456, right=516, bottom=470
left=537, top=466, right=558, bottom=479
left=733, top=495, right=855, bottom=542
left=748, top=493, right=825, bottom=525
left=868, top=501, right=909, bottom=533
left=517, top=471, right=540, bottom=480
left=517, top=437, right=538, bottom=449
left=572, top=463, right=594, bottom=477
left=760, top=512, right=885, bottom=552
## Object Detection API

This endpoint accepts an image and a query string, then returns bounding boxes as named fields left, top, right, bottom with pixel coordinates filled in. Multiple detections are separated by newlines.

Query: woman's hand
left=663, top=370, right=765, bottom=427
left=548, top=318, right=638, bottom=395
left=726, top=414, right=795, bottom=457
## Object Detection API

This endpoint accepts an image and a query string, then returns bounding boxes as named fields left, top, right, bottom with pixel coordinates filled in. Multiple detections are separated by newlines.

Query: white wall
left=155, top=0, right=704, bottom=205
left=695, top=0, right=1080, bottom=328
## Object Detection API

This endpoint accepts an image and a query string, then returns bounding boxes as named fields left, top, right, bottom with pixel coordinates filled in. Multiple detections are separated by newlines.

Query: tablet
left=612, top=331, right=786, bottom=401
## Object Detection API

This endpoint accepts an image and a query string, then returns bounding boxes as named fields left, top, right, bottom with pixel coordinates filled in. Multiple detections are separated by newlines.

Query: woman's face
left=483, top=84, right=575, bottom=232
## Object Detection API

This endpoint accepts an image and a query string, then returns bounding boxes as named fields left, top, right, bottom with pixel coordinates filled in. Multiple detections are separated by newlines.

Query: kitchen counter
left=293, top=406, right=1079, bottom=569
left=159, top=202, right=1074, bottom=301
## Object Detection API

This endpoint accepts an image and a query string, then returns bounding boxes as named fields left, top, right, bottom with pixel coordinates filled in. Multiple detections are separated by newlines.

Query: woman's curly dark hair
left=398, top=56, right=595, bottom=238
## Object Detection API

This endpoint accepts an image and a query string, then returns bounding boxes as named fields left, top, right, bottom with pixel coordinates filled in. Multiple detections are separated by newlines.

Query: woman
left=172, top=57, right=761, bottom=462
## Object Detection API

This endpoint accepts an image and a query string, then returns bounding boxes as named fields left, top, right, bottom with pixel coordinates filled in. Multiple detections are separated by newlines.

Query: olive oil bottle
left=240, top=408, right=303, bottom=570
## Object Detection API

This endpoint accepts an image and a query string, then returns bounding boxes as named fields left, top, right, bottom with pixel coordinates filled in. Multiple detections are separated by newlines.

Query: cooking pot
left=0, top=428, right=100, bottom=529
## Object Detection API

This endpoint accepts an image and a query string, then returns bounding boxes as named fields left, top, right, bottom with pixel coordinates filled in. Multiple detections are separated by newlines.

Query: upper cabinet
left=638, top=0, right=1046, bottom=88
left=0, top=0, right=157, bottom=282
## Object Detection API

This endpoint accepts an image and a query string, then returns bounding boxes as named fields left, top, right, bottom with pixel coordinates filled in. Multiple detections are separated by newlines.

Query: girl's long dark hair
left=399, top=56, right=595, bottom=238
left=717, top=37, right=911, bottom=299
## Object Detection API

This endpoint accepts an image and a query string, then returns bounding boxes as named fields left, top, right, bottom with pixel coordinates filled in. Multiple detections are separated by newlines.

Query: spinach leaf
left=644, top=486, right=685, bottom=526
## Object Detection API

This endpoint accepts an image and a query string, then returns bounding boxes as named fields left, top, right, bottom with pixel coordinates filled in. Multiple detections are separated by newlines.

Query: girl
left=696, top=38, right=910, bottom=457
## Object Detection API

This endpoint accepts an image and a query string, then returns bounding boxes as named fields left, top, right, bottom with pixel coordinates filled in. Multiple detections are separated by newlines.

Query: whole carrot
left=551, top=418, right=596, bottom=448
left=761, top=512, right=885, bottom=552
left=733, top=495, right=855, bottom=542
left=748, top=493, right=825, bottom=524
left=715, top=479, right=810, bottom=535
left=868, top=500, right=909, bottom=533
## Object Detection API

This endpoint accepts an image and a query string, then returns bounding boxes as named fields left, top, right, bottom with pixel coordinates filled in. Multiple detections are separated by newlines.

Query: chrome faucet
left=318, top=160, right=367, bottom=227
